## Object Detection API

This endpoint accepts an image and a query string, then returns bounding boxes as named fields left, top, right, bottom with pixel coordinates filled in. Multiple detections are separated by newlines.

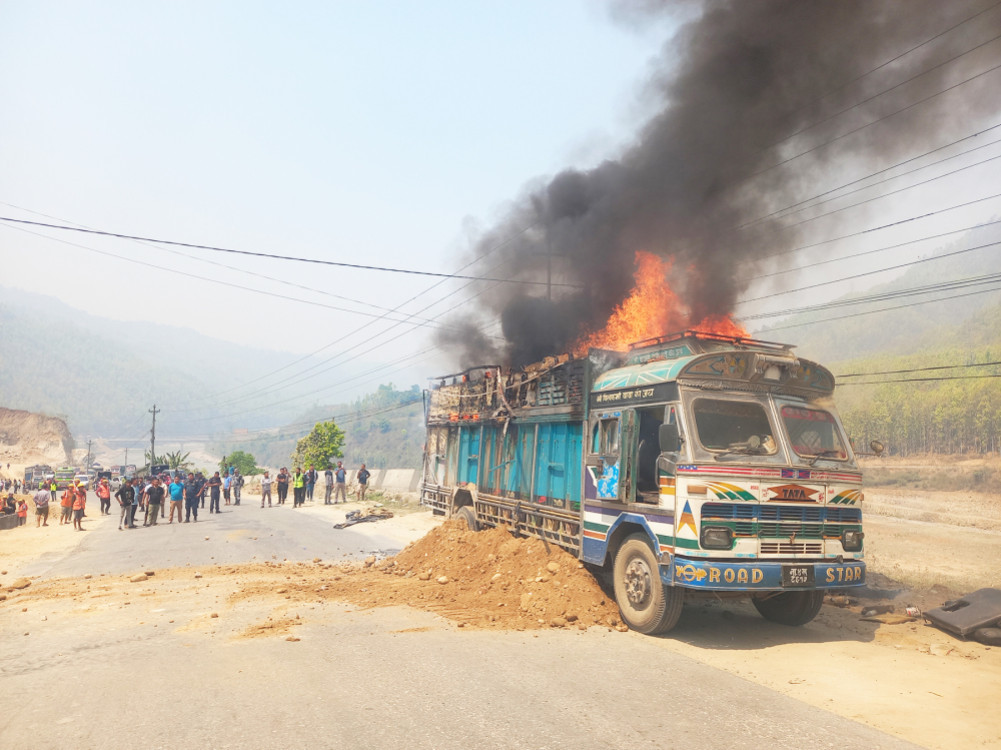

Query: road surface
left=1, top=501, right=919, bottom=750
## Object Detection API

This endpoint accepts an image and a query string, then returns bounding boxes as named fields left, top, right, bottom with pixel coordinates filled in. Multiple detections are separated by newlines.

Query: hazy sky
left=1, top=2, right=668, bottom=348
left=3, top=1, right=1000, bottom=423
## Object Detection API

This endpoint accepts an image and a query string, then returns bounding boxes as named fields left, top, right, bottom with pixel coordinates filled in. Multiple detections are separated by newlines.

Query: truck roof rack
left=627, top=329, right=794, bottom=353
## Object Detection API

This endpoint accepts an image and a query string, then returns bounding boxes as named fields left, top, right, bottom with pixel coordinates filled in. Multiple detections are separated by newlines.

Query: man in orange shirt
left=72, top=483, right=87, bottom=530
left=59, top=485, right=75, bottom=525
left=96, top=478, right=112, bottom=515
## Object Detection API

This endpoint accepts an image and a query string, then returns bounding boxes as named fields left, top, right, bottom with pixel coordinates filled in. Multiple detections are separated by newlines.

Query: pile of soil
left=230, top=521, right=623, bottom=630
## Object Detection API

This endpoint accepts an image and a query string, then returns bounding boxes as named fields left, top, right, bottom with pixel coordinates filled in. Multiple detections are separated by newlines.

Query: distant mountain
left=753, top=222, right=1001, bottom=365
left=0, top=287, right=330, bottom=437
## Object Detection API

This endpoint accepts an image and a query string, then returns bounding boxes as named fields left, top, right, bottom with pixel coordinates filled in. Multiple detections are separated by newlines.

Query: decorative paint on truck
left=420, top=331, right=865, bottom=635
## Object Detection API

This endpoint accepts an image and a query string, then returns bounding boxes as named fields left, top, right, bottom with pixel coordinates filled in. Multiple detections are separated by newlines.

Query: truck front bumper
left=663, top=557, right=865, bottom=591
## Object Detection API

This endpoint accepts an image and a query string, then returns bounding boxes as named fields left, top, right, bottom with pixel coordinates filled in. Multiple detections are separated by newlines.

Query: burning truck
left=420, top=330, right=865, bottom=634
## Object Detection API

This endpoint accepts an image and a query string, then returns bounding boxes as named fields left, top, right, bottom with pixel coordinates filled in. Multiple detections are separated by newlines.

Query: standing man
left=207, top=471, right=222, bottom=514
left=168, top=475, right=184, bottom=523
left=232, top=468, right=243, bottom=506
left=33, top=484, right=50, bottom=527
left=334, top=461, right=347, bottom=503
left=96, top=477, right=112, bottom=515
left=49, top=478, right=57, bottom=504
left=323, top=465, right=334, bottom=505
left=223, top=472, right=232, bottom=505
left=276, top=468, right=289, bottom=505
left=145, top=476, right=164, bottom=526
left=115, top=478, right=136, bottom=530
left=292, top=467, right=305, bottom=507
left=72, top=483, right=87, bottom=531
left=59, top=483, right=75, bottom=525
left=305, top=465, right=317, bottom=503
left=140, top=475, right=153, bottom=526
left=356, top=463, right=371, bottom=502
left=183, top=472, right=200, bottom=522
left=260, top=471, right=272, bottom=508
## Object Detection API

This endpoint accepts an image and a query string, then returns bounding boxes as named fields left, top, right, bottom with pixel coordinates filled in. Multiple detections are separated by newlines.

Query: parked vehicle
left=54, top=467, right=77, bottom=490
left=420, top=331, right=867, bottom=635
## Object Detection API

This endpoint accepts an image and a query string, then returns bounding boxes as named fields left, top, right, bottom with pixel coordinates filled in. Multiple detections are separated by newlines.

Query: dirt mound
left=0, top=407, right=72, bottom=466
left=226, top=521, right=622, bottom=630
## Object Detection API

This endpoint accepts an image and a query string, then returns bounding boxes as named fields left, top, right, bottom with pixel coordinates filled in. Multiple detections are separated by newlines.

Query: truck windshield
left=780, top=405, right=848, bottom=461
left=692, top=398, right=777, bottom=455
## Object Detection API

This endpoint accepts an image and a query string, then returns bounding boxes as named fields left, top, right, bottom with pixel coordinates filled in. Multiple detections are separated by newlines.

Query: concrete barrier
left=0, top=514, right=20, bottom=531
left=370, top=468, right=419, bottom=493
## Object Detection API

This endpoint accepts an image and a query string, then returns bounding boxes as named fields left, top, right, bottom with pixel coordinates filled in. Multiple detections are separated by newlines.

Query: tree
left=220, top=450, right=261, bottom=476
left=290, top=420, right=345, bottom=469
left=165, top=450, right=191, bottom=471
left=143, top=450, right=167, bottom=473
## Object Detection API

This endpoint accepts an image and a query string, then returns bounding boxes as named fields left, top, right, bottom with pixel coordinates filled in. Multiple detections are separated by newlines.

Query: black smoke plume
left=436, top=0, right=1000, bottom=367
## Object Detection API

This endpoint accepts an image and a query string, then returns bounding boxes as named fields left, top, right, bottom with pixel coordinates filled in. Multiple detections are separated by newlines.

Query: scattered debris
left=333, top=507, right=394, bottom=529
left=925, top=588, right=1001, bottom=642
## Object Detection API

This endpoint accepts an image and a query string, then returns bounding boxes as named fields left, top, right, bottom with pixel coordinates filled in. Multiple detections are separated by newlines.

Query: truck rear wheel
left=613, top=534, right=683, bottom=634
left=453, top=505, right=479, bottom=531
left=752, top=590, right=824, bottom=626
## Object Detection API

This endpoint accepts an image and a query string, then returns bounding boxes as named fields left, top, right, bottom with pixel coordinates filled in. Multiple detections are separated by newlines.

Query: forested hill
left=212, top=384, right=424, bottom=470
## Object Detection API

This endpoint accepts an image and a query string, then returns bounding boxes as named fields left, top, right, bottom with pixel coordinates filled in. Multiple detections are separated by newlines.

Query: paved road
left=16, top=498, right=413, bottom=578
left=1, top=501, right=920, bottom=750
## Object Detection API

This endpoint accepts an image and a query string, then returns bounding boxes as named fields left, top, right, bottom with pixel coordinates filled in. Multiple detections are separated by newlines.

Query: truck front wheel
left=752, top=590, right=824, bottom=626
left=613, top=534, right=683, bottom=634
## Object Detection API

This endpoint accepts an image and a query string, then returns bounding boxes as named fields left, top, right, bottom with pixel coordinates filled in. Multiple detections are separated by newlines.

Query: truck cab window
left=692, top=398, right=777, bottom=455
left=592, top=417, right=619, bottom=456
left=781, top=405, right=847, bottom=460
left=636, top=407, right=663, bottom=496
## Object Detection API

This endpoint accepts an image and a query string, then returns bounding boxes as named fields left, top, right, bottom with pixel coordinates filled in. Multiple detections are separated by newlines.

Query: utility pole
left=124, top=447, right=128, bottom=468
left=86, top=438, right=93, bottom=469
left=149, top=405, right=159, bottom=474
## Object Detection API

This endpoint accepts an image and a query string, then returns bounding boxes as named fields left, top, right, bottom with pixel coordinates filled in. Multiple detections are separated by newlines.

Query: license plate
left=782, top=565, right=814, bottom=587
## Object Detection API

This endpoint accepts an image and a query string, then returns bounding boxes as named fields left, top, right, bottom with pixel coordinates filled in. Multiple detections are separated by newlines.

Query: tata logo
left=767, top=484, right=818, bottom=502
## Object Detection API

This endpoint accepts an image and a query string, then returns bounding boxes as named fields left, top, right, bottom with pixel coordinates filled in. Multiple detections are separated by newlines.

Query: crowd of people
left=3, top=462, right=376, bottom=531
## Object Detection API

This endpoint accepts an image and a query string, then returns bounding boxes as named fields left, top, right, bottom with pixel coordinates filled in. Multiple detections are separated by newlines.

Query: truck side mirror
left=659, top=423, right=681, bottom=453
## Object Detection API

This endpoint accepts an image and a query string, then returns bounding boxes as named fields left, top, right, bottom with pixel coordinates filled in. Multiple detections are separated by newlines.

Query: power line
left=741, top=123, right=1001, bottom=229
left=771, top=27, right=1001, bottom=149
left=1, top=221, right=500, bottom=334
left=769, top=149, right=1001, bottom=235
left=740, top=238, right=1000, bottom=305
left=751, top=219, right=1001, bottom=281
left=0, top=215, right=580, bottom=288
left=158, top=223, right=538, bottom=407
left=839, top=373, right=1001, bottom=385
left=772, top=0, right=1001, bottom=149
left=744, top=268, right=1001, bottom=320
left=762, top=283, right=1001, bottom=332
left=838, top=361, right=1001, bottom=378
left=750, top=57, right=1001, bottom=179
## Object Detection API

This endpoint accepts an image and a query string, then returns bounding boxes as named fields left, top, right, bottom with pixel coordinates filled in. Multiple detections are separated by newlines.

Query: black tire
left=613, top=534, right=683, bottom=634
left=752, top=590, right=824, bottom=626
left=453, top=505, right=479, bottom=531
left=973, top=627, right=1001, bottom=646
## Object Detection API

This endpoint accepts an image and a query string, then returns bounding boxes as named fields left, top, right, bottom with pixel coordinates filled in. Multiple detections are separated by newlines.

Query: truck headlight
left=701, top=526, right=733, bottom=550
left=842, top=529, right=864, bottom=551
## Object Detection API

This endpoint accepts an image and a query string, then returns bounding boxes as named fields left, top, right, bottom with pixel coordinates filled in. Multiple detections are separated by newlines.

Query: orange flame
left=574, top=251, right=746, bottom=353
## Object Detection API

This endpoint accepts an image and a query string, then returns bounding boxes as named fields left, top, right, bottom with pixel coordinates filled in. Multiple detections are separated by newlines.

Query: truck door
left=587, top=411, right=635, bottom=503
left=458, top=426, right=481, bottom=486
